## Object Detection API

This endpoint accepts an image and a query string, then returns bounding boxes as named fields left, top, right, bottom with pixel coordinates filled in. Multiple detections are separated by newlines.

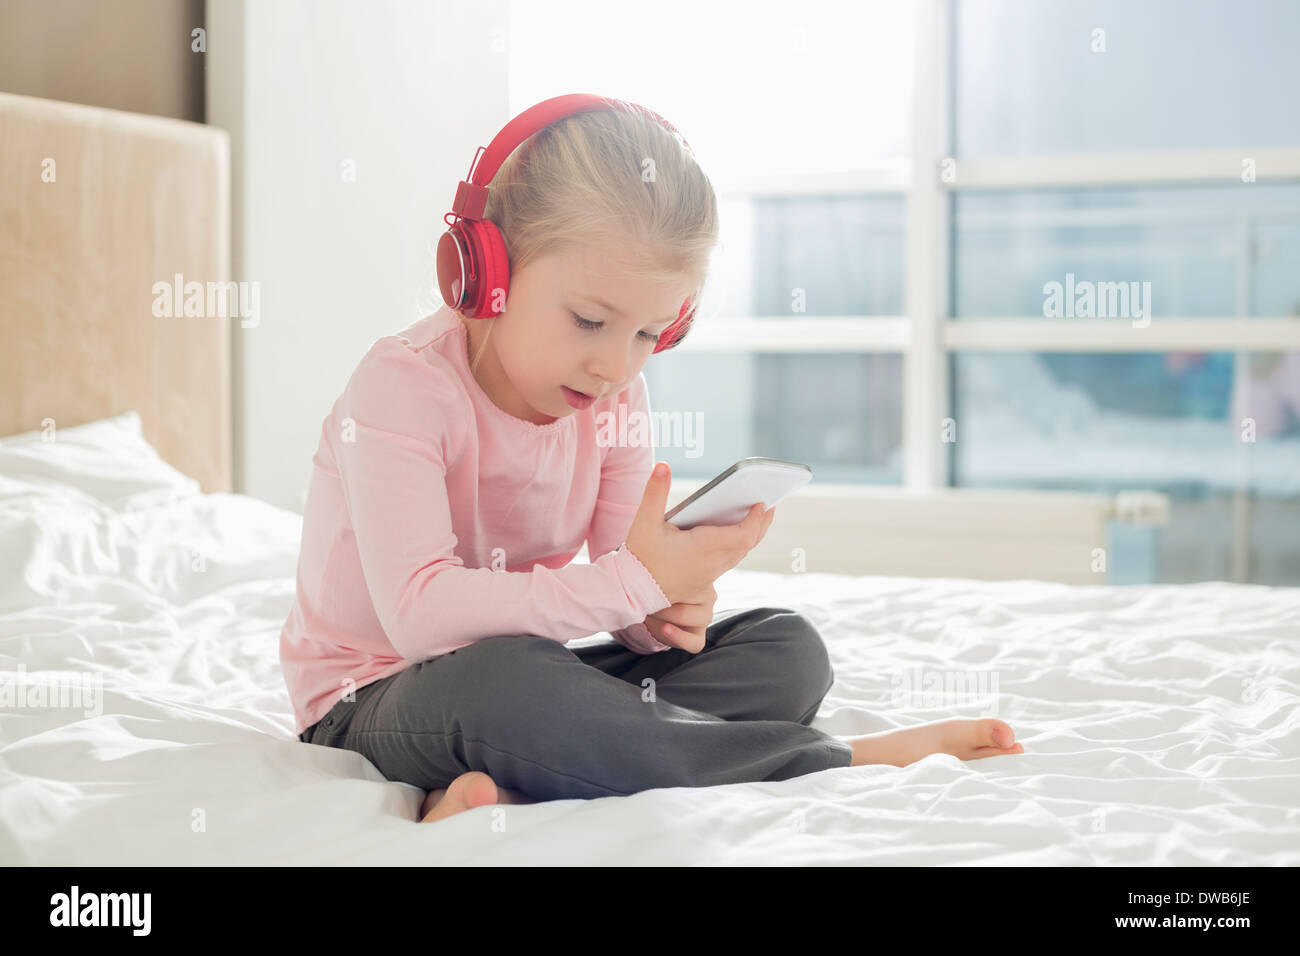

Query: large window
left=954, top=0, right=1300, bottom=157
left=507, top=0, right=1300, bottom=585
left=954, top=186, right=1300, bottom=319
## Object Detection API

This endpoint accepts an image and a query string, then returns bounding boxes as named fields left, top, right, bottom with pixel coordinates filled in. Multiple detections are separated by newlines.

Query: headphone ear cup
left=459, top=219, right=511, bottom=318
left=435, top=225, right=471, bottom=311
left=653, top=299, right=695, bottom=353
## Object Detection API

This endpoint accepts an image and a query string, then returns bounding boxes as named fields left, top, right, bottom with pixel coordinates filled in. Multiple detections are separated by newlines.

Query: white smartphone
left=664, top=457, right=812, bottom=530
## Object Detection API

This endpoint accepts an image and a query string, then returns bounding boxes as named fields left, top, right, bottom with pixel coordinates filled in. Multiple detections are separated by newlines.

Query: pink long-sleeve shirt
left=280, top=304, right=674, bottom=737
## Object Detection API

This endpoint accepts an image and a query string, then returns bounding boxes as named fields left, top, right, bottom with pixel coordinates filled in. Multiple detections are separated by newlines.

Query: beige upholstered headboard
left=0, top=91, right=232, bottom=492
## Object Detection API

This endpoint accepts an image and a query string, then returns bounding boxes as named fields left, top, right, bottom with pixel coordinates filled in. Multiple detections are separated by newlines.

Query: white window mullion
left=944, top=318, right=1300, bottom=351
left=949, top=147, right=1300, bottom=189
left=902, top=0, right=951, bottom=492
left=676, top=317, right=1300, bottom=353
left=1231, top=213, right=1254, bottom=583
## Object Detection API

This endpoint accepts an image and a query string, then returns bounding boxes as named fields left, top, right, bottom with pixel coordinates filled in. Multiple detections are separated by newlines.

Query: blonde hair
left=467, top=101, right=719, bottom=374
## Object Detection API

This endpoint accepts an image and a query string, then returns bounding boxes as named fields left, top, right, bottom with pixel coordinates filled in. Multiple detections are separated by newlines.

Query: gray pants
left=298, top=606, right=853, bottom=800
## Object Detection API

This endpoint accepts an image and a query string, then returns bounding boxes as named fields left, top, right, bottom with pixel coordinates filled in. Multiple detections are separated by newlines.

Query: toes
left=986, top=719, right=1015, bottom=749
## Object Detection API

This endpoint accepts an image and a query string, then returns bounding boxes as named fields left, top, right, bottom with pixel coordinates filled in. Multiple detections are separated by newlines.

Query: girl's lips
left=562, top=386, right=595, bottom=410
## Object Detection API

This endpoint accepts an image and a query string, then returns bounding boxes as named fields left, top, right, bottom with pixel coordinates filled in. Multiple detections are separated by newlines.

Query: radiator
left=667, top=480, right=1170, bottom=586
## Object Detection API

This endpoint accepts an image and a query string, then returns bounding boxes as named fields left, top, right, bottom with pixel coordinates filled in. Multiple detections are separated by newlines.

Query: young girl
left=281, top=97, right=1023, bottom=824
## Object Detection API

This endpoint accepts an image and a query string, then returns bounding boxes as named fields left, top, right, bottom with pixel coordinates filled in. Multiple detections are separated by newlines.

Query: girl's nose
left=591, top=347, right=633, bottom=386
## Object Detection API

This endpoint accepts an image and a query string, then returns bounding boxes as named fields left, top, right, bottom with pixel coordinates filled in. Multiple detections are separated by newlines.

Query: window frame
left=668, top=0, right=1300, bottom=582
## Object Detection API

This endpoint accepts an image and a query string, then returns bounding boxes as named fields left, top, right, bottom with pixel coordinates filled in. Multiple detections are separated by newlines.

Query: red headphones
left=435, top=93, right=697, bottom=354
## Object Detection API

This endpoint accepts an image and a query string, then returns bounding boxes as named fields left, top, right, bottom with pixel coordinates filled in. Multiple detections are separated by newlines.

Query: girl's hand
left=644, top=584, right=717, bottom=654
left=627, top=462, right=774, bottom=605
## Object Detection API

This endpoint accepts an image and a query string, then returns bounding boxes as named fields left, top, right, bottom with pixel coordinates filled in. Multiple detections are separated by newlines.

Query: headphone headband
left=446, top=93, right=690, bottom=225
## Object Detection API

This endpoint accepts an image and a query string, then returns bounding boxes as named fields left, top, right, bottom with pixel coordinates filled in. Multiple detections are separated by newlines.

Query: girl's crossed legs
left=301, top=606, right=1022, bottom=822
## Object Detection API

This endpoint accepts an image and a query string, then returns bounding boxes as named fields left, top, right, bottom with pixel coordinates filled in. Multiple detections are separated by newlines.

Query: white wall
left=206, top=0, right=509, bottom=511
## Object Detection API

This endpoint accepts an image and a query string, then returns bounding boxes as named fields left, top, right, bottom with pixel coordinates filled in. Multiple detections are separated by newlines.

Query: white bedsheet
left=2, top=413, right=1298, bottom=865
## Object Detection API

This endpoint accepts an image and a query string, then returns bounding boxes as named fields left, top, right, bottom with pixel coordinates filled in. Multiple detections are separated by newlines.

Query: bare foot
left=419, top=771, right=538, bottom=823
left=845, top=718, right=1025, bottom=768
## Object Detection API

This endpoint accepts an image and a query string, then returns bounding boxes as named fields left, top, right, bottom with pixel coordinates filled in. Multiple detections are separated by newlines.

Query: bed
left=1, top=410, right=1297, bottom=865
left=2, top=91, right=1297, bottom=867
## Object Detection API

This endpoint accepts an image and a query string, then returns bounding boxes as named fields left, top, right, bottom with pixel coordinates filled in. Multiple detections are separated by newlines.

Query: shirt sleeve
left=334, top=343, right=672, bottom=663
left=586, top=372, right=676, bottom=654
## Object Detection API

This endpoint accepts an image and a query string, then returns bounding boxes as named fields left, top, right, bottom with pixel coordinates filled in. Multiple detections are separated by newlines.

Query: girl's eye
left=572, top=312, right=660, bottom=345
